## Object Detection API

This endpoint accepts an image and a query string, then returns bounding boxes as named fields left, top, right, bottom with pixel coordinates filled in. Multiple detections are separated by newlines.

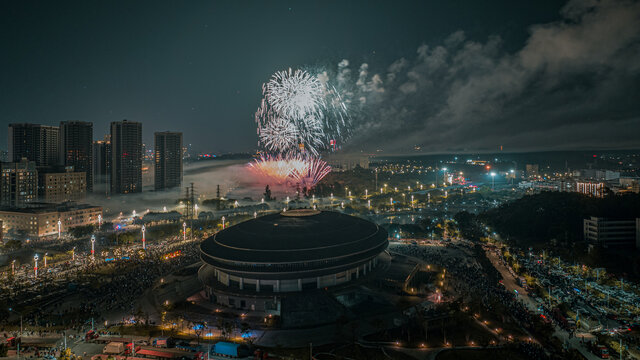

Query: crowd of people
left=1, top=235, right=202, bottom=333
left=391, top=241, right=547, bottom=350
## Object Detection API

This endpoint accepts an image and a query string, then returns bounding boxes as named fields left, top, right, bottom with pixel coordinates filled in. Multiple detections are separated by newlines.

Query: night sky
left=2, top=0, right=639, bottom=154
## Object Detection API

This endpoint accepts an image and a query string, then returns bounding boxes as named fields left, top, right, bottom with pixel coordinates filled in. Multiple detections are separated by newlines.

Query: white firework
left=258, top=116, right=299, bottom=153
left=253, top=67, right=352, bottom=157
left=266, top=68, right=325, bottom=121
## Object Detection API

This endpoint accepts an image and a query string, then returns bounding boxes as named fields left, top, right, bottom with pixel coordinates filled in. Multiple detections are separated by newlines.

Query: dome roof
left=200, top=210, right=388, bottom=265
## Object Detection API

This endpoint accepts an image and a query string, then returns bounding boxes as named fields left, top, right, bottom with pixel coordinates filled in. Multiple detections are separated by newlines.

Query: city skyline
left=1, top=0, right=639, bottom=154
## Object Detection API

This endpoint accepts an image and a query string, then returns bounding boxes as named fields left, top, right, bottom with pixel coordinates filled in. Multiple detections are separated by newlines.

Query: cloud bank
left=331, top=0, right=640, bottom=153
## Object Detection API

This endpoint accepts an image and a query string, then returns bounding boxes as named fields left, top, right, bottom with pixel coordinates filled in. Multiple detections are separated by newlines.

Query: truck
left=596, top=345, right=609, bottom=359
left=85, top=330, right=99, bottom=342
left=211, top=342, right=250, bottom=358
left=152, top=338, right=175, bottom=348
left=103, top=342, right=125, bottom=354
left=176, top=342, right=202, bottom=352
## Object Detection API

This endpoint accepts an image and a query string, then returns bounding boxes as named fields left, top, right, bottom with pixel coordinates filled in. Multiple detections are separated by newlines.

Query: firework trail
left=258, top=115, right=299, bottom=153
left=290, top=157, right=332, bottom=187
left=266, top=68, right=325, bottom=121
left=247, top=154, right=330, bottom=187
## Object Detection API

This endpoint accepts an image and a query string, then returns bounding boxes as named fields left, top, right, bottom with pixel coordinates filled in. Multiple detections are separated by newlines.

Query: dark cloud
left=335, top=0, right=640, bottom=153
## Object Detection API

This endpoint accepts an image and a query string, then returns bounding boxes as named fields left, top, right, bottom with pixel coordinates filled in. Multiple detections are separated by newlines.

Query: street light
left=44, top=253, right=48, bottom=268
left=98, top=214, right=102, bottom=229
left=490, top=172, right=496, bottom=190
left=91, top=235, right=96, bottom=259
left=34, top=254, right=39, bottom=279
left=142, top=225, right=146, bottom=250
left=183, top=222, right=187, bottom=241
left=72, top=247, right=76, bottom=261
left=221, top=216, right=226, bottom=229
left=57, top=219, right=62, bottom=239
left=195, top=204, right=199, bottom=218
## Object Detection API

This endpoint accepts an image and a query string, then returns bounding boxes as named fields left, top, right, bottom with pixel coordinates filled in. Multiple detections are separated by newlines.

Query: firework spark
left=249, top=67, right=352, bottom=188
left=290, top=157, right=332, bottom=187
left=258, top=115, right=299, bottom=153
left=247, top=154, right=331, bottom=187
left=266, top=68, right=325, bottom=121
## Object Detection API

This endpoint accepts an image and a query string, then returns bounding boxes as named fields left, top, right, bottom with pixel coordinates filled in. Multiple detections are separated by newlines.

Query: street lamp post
left=490, top=172, right=496, bottom=190
left=44, top=253, right=48, bottom=268
left=91, top=235, right=96, bottom=259
left=183, top=222, right=187, bottom=241
left=98, top=214, right=102, bottom=229
left=142, top=225, right=146, bottom=250
left=34, top=254, right=39, bottom=279
left=195, top=204, right=199, bottom=218
left=221, top=216, right=226, bottom=229
left=57, top=219, right=62, bottom=239
left=72, top=247, right=76, bottom=261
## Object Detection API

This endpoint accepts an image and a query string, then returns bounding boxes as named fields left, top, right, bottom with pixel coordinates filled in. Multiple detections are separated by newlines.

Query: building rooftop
left=200, top=210, right=388, bottom=264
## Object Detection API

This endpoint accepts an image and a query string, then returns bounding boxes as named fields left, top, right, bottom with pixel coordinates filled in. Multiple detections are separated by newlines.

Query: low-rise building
left=325, top=154, right=370, bottom=171
left=583, top=216, right=640, bottom=248
left=576, top=181, right=605, bottom=197
left=0, top=203, right=102, bottom=238
left=38, top=166, right=86, bottom=203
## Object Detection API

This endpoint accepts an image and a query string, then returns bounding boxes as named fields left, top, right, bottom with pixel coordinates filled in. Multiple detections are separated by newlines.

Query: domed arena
left=198, top=209, right=388, bottom=314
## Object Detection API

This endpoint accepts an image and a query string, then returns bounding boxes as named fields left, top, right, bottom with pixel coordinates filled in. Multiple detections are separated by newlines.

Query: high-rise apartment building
left=154, top=131, right=183, bottom=190
left=110, top=120, right=142, bottom=194
left=0, top=158, right=38, bottom=207
left=59, top=121, right=93, bottom=191
left=8, top=123, right=59, bottom=166
left=93, top=136, right=111, bottom=196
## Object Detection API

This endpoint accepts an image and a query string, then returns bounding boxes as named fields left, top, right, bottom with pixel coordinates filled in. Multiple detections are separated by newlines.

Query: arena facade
left=198, top=209, right=389, bottom=314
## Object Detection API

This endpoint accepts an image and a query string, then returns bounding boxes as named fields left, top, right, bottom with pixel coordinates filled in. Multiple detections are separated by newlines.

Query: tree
left=3, top=239, right=22, bottom=250
left=69, top=224, right=95, bottom=239
left=264, top=185, right=272, bottom=201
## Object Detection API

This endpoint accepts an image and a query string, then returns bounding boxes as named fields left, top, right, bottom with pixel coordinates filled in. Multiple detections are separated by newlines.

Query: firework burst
left=247, top=154, right=331, bottom=187
left=258, top=115, right=299, bottom=153
left=249, top=67, right=352, bottom=188
left=266, top=68, right=325, bottom=121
